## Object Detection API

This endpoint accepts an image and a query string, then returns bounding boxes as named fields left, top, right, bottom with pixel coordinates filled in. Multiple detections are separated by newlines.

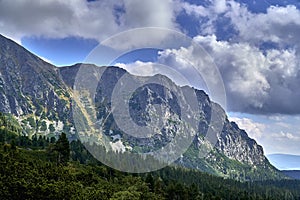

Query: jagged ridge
left=0, top=34, right=284, bottom=180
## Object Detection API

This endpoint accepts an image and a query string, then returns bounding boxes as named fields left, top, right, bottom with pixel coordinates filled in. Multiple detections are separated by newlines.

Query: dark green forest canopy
left=1, top=113, right=300, bottom=200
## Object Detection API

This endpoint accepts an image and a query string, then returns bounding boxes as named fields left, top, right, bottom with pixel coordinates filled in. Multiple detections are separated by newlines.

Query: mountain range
left=282, top=170, right=300, bottom=180
left=0, top=34, right=285, bottom=180
left=268, top=154, right=300, bottom=170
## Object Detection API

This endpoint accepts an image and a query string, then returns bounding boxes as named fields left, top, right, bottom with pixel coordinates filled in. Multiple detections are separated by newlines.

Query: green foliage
left=1, top=112, right=300, bottom=199
left=27, top=117, right=36, bottom=128
left=0, top=112, right=21, bottom=132
left=10, top=139, right=16, bottom=151
left=40, top=121, right=47, bottom=131
left=49, top=124, right=55, bottom=132
left=55, top=132, right=70, bottom=165
left=50, top=136, right=56, bottom=144
left=46, top=132, right=70, bottom=165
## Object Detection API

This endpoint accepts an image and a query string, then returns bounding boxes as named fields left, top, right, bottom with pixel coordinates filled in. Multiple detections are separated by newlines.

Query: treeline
left=1, top=113, right=300, bottom=199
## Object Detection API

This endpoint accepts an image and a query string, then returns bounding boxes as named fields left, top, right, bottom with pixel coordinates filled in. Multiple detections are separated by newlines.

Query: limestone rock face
left=0, top=34, right=283, bottom=180
left=0, top=34, right=73, bottom=137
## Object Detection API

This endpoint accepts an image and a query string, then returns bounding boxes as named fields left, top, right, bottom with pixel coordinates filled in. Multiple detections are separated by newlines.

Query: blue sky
left=21, top=36, right=98, bottom=66
left=1, top=0, right=300, bottom=169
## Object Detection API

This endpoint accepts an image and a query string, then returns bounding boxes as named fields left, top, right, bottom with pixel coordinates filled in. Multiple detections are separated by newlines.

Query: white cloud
left=229, top=117, right=265, bottom=139
left=180, top=2, right=208, bottom=17
left=194, top=35, right=271, bottom=110
left=115, top=61, right=157, bottom=76
left=180, top=0, right=300, bottom=46
left=178, top=0, right=230, bottom=35
left=0, top=0, right=119, bottom=41
left=179, top=0, right=300, bottom=47
left=115, top=60, right=193, bottom=87
left=212, top=0, right=228, bottom=14
left=0, top=0, right=177, bottom=43
left=122, top=0, right=176, bottom=29
left=227, top=3, right=300, bottom=46
left=272, top=131, right=300, bottom=141
left=223, top=2, right=300, bottom=114
left=155, top=33, right=300, bottom=114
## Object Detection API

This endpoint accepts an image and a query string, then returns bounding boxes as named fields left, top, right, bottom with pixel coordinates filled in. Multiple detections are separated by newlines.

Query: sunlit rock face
left=0, top=34, right=283, bottom=180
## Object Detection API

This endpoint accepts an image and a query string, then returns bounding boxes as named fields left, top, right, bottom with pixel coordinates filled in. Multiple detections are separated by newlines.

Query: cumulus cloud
left=173, top=1, right=300, bottom=114
left=226, top=2, right=300, bottom=46
left=193, top=35, right=271, bottom=110
left=179, top=1, right=208, bottom=17
left=178, top=0, right=230, bottom=35
left=0, top=0, right=177, bottom=43
left=155, top=33, right=300, bottom=114
left=180, top=0, right=300, bottom=46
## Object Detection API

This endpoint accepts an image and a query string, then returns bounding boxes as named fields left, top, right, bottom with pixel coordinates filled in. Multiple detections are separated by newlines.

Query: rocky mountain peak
left=0, top=34, right=284, bottom=180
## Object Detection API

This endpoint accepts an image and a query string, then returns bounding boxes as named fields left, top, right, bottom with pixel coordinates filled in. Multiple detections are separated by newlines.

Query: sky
left=1, top=0, right=300, bottom=169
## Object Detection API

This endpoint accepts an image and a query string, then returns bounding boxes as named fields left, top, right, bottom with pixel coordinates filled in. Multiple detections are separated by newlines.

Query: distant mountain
left=0, top=34, right=284, bottom=180
left=282, top=170, right=300, bottom=180
left=267, top=154, right=300, bottom=170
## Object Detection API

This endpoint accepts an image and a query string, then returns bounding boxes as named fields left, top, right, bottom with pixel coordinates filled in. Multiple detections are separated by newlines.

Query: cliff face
left=0, top=35, right=73, bottom=137
left=0, top=34, right=283, bottom=180
left=60, top=65, right=282, bottom=180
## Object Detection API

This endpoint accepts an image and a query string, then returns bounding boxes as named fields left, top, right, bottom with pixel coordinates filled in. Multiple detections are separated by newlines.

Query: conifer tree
left=55, top=132, right=70, bottom=165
